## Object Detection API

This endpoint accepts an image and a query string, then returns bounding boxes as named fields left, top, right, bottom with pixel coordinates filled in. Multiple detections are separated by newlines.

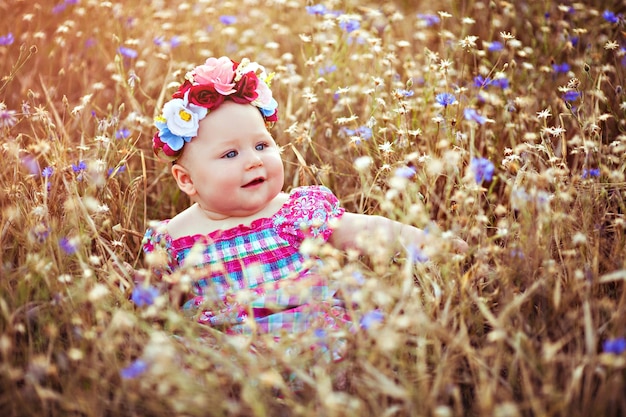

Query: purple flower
left=417, top=13, right=440, bottom=27
left=219, top=15, right=237, bottom=25
left=108, top=165, right=126, bottom=177
left=52, top=3, right=66, bottom=14
left=487, top=41, right=504, bottom=52
left=71, top=161, right=87, bottom=173
left=435, top=92, right=456, bottom=107
left=474, top=75, right=493, bottom=88
left=603, top=337, right=626, bottom=354
left=602, top=10, right=619, bottom=24
left=339, top=18, right=360, bottom=33
left=464, top=108, right=488, bottom=124
left=42, top=166, right=54, bottom=178
left=396, top=89, right=414, bottom=97
left=169, top=36, right=181, bottom=48
left=121, top=359, right=148, bottom=379
left=562, top=91, right=580, bottom=102
left=493, top=77, right=509, bottom=89
left=582, top=168, right=600, bottom=178
left=306, top=4, right=327, bottom=15
left=319, top=64, right=337, bottom=75
left=470, top=157, right=495, bottom=183
left=408, top=244, right=428, bottom=263
left=117, top=46, right=138, bottom=59
left=394, top=166, right=416, bottom=179
left=21, top=156, right=40, bottom=176
left=0, top=32, right=14, bottom=46
left=131, top=285, right=159, bottom=307
left=552, top=63, right=570, bottom=74
left=115, top=128, right=130, bottom=139
left=59, top=237, right=78, bottom=255
left=360, top=310, right=384, bottom=330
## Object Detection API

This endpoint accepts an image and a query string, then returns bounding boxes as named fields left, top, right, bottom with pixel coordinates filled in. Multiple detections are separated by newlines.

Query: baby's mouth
left=242, top=177, right=265, bottom=188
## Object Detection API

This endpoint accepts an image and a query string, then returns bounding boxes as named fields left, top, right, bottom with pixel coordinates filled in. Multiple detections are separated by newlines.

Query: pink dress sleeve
left=273, top=185, right=345, bottom=248
left=141, top=220, right=178, bottom=276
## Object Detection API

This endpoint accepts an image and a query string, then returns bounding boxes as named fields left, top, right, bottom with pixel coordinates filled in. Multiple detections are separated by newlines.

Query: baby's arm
left=329, top=212, right=468, bottom=255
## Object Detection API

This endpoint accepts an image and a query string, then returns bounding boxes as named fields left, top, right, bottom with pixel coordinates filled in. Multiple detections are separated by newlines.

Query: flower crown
left=152, top=56, right=279, bottom=161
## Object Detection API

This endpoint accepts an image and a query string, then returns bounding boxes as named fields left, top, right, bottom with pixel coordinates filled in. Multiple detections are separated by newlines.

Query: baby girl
left=142, top=56, right=466, bottom=335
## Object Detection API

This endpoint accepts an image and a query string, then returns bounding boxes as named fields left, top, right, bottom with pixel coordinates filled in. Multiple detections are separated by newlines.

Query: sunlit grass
left=1, top=1, right=625, bottom=416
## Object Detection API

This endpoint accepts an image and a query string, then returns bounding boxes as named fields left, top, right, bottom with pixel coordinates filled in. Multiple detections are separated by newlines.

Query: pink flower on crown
left=191, top=57, right=236, bottom=95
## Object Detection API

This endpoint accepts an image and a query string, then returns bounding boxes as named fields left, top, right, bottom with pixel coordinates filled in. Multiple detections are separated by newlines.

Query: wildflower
left=552, top=63, right=570, bottom=74
left=219, top=15, right=237, bottom=25
left=603, top=337, right=626, bottom=354
left=52, top=3, right=66, bottom=14
left=394, top=166, right=416, bottom=179
left=318, top=64, right=337, bottom=75
left=0, top=106, right=18, bottom=128
left=562, top=91, right=581, bottom=102
left=417, top=13, right=440, bottom=27
left=59, top=237, right=78, bottom=255
left=354, top=156, right=373, bottom=172
left=169, top=36, right=181, bottom=48
left=306, top=4, right=327, bottom=15
left=407, top=244, right=428, bottom=263
left=0, top=32, right=14, bottom=46
left=121, top=359, right=148, bottom=379
left=115, top=128, right=130, bottom=139
left=117, top=46, right=138, bottom=59
left=474, top=75, right=493, bottom=88
left=582, top=168, right=600, bottom=178
left=435, top=92, right=456, bottom=107
left=493, top=77, right=509, bottom=89
left=131, top=285, right=159, bottom=307
left=360, top=310, right=384, bottom=330
left=602, top=10, right=620, bottom=24
left=21, top=155, right=40, bottom=175
left=536, top=108, right=551, bottom=119
left=339, top=18, right=360, bottom=33
left=464, top=108, right=488, bottom=124
left=487, top=41, right=504, bottom=52
left=378, top=141, right=393, bottom=153
left=42, top=166, right=54, bottom=178
left=71, top=161, right=87, bottom=173
left=470, top=157, right=495, bottom=183
left=108, top=165, right=127, bottom=177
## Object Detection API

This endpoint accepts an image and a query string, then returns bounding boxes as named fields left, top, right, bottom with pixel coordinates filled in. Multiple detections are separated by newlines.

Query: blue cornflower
left=360, top=310, right=384, bottom=330
left=603, top=337, right=626, bottom=354
left=0, top=32, right=14, bottom=46
left=582, top=168, right=600, bottom=178
left=131, top=285, right=159, bottom=307
left=394, top=166, right=416, bottom=179
left=470, top=157, right=495, bottom=183
left=121, top=359, right=148, bottom=379
left=319, top=64, right=337, bottom=75
left=474, top=75, right=493, bottom=88
left=344, top=126, right=372, bottom=142
left=569, top=36, right=579, bottom=47
left=115, top=128, right=130, bottom=139
left=487, top=41, right=504, bottom=52
left=71, top=161, right=87, bottom=173
left=219, top=15, right=237, bottom=25
left=108, top=165, right=126, bottom=177
left=552, top=63, right=570, bottom=74
left=117, top=47, right=138, bottom=59
left=602, top=10, right=619, bottom=24
left=408, top=244, right=429, bottom=263
left=562, top=91, right=581, bottom=102
left=306, top=4, right=327, bottom=15
left=464, top=108, right=488, bottom=124
left=59, top=237, right=78, bottom=255
left=435, top=92, right=456, bottom=107
left=396, top=89, right=414, bottom=98
left=493, top=77, right=509, bottom=89
left=42, top=166, right=54, bottom=178
left=339, top=18, right=360, bottom=33
left=169, top=36, right=181, bottom=48
left=21, top=155, right=40, bottom=176
left=417, top=13, right=440, bottom=27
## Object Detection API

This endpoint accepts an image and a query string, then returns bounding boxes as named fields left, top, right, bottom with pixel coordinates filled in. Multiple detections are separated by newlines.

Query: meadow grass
left=1, top=0, right=625, bottom=416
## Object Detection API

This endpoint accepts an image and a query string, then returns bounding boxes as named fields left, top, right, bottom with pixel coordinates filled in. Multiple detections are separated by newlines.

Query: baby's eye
left=255, top=143, right=267, bottom=151
left=223, top=150, right=238, bottom=158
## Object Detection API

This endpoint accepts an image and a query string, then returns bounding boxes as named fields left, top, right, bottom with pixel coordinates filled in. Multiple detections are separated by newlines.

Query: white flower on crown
left=161, top=94, right=208, bottom=138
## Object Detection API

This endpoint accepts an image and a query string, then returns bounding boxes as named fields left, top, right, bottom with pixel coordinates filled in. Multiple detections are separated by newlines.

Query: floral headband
left=152, top=56, right=279, bottom=161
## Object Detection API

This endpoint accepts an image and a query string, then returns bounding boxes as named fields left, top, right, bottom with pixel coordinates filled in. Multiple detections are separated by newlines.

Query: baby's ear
left=171, top=163, right=196, bottom=196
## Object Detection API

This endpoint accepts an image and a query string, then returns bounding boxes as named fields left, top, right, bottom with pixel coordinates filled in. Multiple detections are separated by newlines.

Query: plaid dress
left=142, top=186, right=349, bottom=335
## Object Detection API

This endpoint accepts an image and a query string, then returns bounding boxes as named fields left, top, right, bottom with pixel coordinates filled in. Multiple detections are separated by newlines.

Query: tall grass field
left=1, top=0, right=625, bottom=416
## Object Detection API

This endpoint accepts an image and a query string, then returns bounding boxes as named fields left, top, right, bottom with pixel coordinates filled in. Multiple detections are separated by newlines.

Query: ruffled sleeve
left=273, top=185, right=345, bottom=248
left=141, top=220, right=178, bottom=276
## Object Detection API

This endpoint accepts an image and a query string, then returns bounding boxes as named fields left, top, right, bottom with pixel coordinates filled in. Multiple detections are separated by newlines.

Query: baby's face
left=177, top=101, right=284, bottom=219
